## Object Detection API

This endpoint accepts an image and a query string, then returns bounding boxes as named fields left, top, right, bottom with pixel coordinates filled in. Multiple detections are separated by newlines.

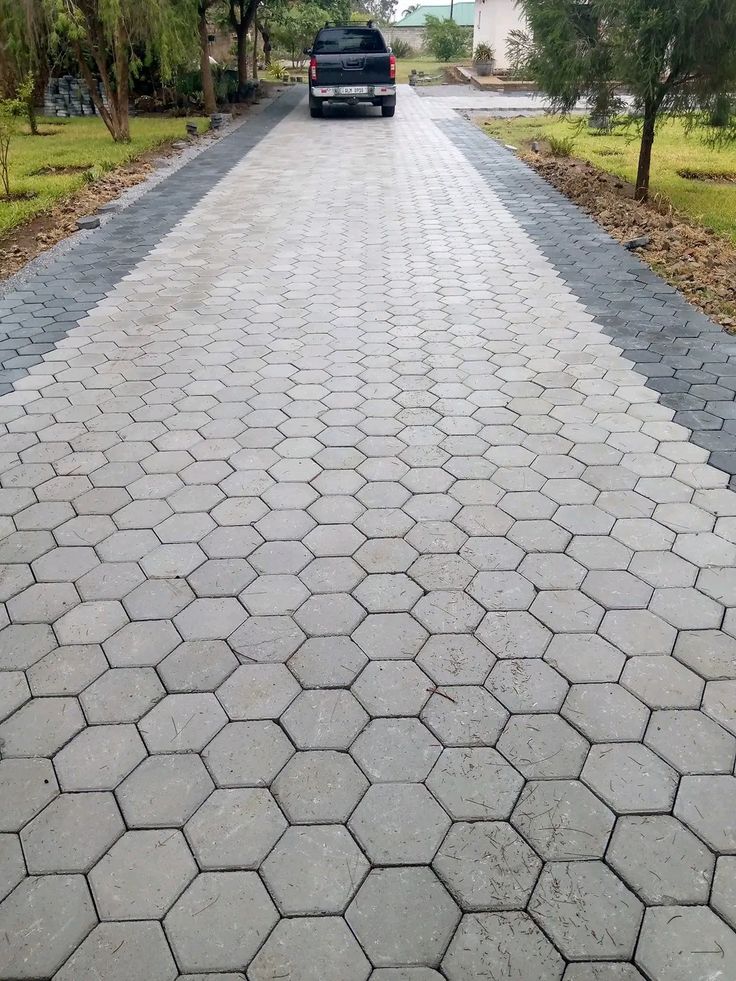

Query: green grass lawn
left=0, top=115, right=209, bottom=237
left=481, top=115, right=736, bottom=240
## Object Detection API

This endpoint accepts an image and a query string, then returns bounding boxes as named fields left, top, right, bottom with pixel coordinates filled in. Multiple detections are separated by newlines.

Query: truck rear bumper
left=311, top=84, right=396, bottom=100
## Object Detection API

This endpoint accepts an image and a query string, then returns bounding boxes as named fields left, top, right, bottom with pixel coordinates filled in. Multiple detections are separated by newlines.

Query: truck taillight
left=310, top=57, right=317, bottom=81
left=389, top=54, right=396, bottom=79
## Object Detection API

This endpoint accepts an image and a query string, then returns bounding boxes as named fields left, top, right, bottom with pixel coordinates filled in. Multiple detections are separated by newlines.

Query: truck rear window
left=313, top=28, right=387, bottom=54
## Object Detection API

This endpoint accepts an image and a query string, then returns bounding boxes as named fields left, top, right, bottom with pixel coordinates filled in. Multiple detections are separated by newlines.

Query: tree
left=515, top=0, right=736, bottom=201
left=197, top=0, right=217, bottom=114
left=0, top=0, right=47, bottom=98
left=46, top=0, right=199, bottom=142
left=17, top=70, right=39, bottom=134
left=0, top=102, right=18, bottom=198
left=228, top=0, right=259, bottom=93
left=352, top=0, right=396, bottom=25
left=270, top=3, right=329, bottom=66
left=423, top=14, right=469, bottom=62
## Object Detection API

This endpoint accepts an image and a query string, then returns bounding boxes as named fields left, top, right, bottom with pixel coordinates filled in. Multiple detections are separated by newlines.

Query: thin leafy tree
left=45, top=0, right=199, bottom=142
left=514, top=0, right=736, bottom=201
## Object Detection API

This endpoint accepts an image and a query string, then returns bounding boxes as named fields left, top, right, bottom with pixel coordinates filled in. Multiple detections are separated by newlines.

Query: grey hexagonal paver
left=497, top=714, right=589, bottom=778
left=635, top=906, right=736, bottom=981
left=54, top=922, right=177, bottom=981
left=582, top=743, right=678, bottom=813
left=712, top=856, right=736, bottom=930
left=90, top=829, right=197, bottom=920
left=282, top=690, right=368, bottom=749
left=511, top=779, right=615, bottom=860
left=262, top=824, right=369, bottom=914
left=185, top=788, right=287, bottom=869
left=417, top=634, right=496, bottom=685
left=139, top=694, right=227, bottom=753
left=434, top=821, right=541, bottom=911
left=645, top=709, right=736, bottom=773
left=0, top=874, right=97, bottom=980
left=21, top=791, right=124, bottom=873
left=0, top=835, right=24, bottom=902
left=529, top=861, right=643, bottom=961
left=562, top=683, right=649, bottom=742
left=0, top=696, right=85, bottom=758
left=353, top=661, right=431, bottom=717
left=674, top=774, right=736, bottom=851
left=54, top=723, right=146, bottom=791
left=248, top=916, right=371, bottom=981
left=158, top=640, right=238, bottom=693
left=607, top=815, right=714, bottom=904
left=0, top=758, right=58, bottom=832
left=351, top=718, right=441, bottom=782
left=81, top=667, right=165, bottom=722
left=426, top=747, right=524, bottom=821
left=164, top=872, right=278, bottom=974
left=442, top=911, right=564, bottom=981
left=352, top=612, right=429, bottom=660
left=216, top=664, right=300, bottom=720
left=288, top=636, right=368, bottom=688
left=347, top=867, right=461, bottom=968
left=349, top=783, right=450, bottom=865
left=422, top=686, right=508, bottom=747
left=272, top=750, right=368, bottom=823
left=203, top=721, right=294, bottom=788
left=116, top=755, right=214, bottom=828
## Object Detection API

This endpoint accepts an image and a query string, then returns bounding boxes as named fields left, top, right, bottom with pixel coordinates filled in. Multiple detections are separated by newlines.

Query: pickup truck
left=307, top=24, right=396, bottom=118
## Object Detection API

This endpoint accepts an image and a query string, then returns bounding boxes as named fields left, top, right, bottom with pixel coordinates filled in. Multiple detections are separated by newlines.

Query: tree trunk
left=73, top=40, right=129, bottom=142
left=260, top=25, right=272, bottom=66
left=237, top=25, right=249, bottom=89
left=231, top=0, right=259, bottom=96
left=111, top=19, right=130, bottom=142
left=199, top=6, right=217, bottom=114
left=253, top=13, right=259, bottom=80
left=635, top=98, right=657, bottom=202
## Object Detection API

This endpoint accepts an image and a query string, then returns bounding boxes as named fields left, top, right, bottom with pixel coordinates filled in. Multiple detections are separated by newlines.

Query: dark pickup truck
left=307, top=24, right=396, bottom=118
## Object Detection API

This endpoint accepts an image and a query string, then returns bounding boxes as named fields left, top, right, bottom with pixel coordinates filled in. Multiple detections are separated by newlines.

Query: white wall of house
left=473, top=0, right=526, bottom=71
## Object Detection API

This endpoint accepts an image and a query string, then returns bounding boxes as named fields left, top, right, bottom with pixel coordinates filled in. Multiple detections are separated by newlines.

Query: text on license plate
left=339, top=86, right=368, bottom=95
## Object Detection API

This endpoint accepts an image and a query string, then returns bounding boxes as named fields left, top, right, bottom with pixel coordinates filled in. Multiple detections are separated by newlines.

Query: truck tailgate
left=315, top=53, right=392, bottom=86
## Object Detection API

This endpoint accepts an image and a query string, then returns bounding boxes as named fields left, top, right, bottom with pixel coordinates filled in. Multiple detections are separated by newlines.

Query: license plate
left=339, top=86, right=368, bottom=95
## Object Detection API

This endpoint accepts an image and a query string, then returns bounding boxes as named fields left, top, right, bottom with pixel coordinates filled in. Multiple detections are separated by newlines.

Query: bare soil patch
left=521, top=151, right=736, bottom=331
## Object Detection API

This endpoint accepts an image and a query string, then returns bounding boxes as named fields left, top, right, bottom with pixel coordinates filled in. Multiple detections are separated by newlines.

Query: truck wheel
left=310, top=102, right=323, bottom=118
left=381, top=105, right=395, bottom=117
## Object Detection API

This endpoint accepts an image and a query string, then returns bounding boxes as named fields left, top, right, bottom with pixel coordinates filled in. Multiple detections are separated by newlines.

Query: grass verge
left=478, top=115, right=736, bottom=331
left=481, top=115, right=736, bottom=240
left=1, top=115, right=209, bottom=238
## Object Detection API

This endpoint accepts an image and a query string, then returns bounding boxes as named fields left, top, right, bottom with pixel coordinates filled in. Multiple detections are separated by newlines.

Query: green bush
left=547, top=134, right=576, bottom=157
left=424, top=15, right=470, bottom=62
left=390, top=38, right=415, bottom=59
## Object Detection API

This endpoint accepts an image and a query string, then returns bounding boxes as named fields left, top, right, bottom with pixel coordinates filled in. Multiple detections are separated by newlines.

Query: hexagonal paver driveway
left=2, top=82, right=736, bottom=980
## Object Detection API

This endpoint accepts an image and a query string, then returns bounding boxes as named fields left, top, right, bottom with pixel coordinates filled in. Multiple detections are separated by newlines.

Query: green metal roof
left=394, top=3, right=475, bottom=27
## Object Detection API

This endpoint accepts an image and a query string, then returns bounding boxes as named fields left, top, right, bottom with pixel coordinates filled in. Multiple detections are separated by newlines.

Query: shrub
left=547, top=134, right=576, bottom=157
left=390, top=38, right=415, bottom=59
left=0, top=105, right=18, bottom=198
left=424, top=15, right=470, bottom=62
left=473, top=42, right=494, bottom=64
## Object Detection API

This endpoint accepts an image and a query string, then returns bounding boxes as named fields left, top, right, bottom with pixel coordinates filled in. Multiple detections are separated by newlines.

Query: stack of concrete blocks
left=43, top=76, right=108, bottom=118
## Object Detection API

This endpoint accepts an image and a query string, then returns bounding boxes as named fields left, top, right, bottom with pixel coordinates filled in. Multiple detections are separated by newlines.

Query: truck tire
left=381, top=105, right=395, bottom=117
left=310, top=101, right=323, bottom=118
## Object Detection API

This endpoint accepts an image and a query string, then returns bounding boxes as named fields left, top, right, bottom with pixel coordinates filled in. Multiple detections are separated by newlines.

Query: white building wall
left=473, top=0, right=527, bottom=71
